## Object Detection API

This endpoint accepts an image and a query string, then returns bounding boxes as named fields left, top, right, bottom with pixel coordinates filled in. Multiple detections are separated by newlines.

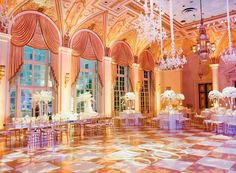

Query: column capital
left=59, top=47, right=73, bottom=55
left=103, top=56, right=112, bottom=62
left=0, top=32, right=11, bottom=42
left=132, top=63, right=139, bottom=69
left=154, top=66, right=161, bottom=72
left=209, top=64, right=219, bottom=69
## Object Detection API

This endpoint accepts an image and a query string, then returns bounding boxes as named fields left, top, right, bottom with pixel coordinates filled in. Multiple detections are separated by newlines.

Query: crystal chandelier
left=158, top=0, right=187, bottom=71
left=135, top=0, right=167, bottom=43
left=192, top=0, right=215, bottom=61
left=221, top=0, right=236, bottom=64
left=0, top=0, right=14, bottom=33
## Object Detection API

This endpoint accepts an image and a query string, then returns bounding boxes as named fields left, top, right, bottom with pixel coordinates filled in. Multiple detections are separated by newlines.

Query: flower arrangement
left=222, top=87, right=236, bottom=110
left=208, top=90, right=223, bottom=100
left=121, top=92, right=136, bottom=111
left=222, top=87, right=236, bottom=98
left=77, top=92, right=97, bottom=113
left=176, top=93, right=185, bottom=101
left=121, top=92, right=136, bottom=101
left=160, top=90, right=176, bottom=101
left=32, top=90, right=53, bottom=103
left=208, top=90, right=223, bottom=109
left=77, top=92, right=95, bottom=103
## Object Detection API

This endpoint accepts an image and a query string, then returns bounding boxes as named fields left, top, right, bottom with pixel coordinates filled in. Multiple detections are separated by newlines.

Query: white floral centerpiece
left=77, top=92, right=98, bottom=119
left=161, top=90, right=176, bottom=111
left=176, top=93, right=185, bottom=101
left=208, top=90, right=223, bottom=108
left=122, top=92, right=136, bottom=101
left=53, top=112, right=79, bottom=122
left=161, top=90, right=176, bottom=101
left=121, top=92, right=136, bottom=113
left=32, top=91, right=53, bottom=117
left=175, top=93, right=185, bottom=111
left=32, top=91, right=53, bottom=103
left=222, top=87, right=236, bottom=110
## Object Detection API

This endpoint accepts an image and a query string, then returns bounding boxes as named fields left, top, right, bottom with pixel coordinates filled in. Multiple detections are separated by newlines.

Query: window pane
left=35, top=49, right=46, bottom=62
left=20, top=90, right=32, bottom=117
left=20, top=64, right=32, bottom=86
left=76, top=58, right=98, bottom=113
left=9, top=90, right=16, bottom=118
left=24, top=46, right=33, bottom=60
left=34, top=65, right=46, bottom=86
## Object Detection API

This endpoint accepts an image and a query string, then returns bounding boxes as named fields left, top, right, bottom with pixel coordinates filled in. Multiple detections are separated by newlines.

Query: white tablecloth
left=211, top=114, right=236, bottom=123
left=159, top=113, right=183, bottom=130
left=119, top=112, right=142, bottom=126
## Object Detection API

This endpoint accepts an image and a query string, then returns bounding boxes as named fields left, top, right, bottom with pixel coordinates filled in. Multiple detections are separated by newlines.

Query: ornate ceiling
left=2, top=0, right=236, bottom=60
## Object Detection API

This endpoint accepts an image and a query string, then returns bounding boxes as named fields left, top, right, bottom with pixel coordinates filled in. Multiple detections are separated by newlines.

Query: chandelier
left=192, top=0, right=215, bottom=61
left=135, top=0, right=167, bottom=43
left=158, top=0, right=187, bottom=71
left=0, top=0, right=14, bottom=33
left=221, top=0, right=236, bottom=64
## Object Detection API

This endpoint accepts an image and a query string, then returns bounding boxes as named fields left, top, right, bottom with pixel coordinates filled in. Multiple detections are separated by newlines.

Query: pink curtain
left=111, top=42, right=134, bottom=88
left=71, top=31, right=104, bottom=87
left=71, top=53, right=80, bottom=86
left=11, top=14, right=37, bottom=47
left=50, top=53, right=59, bottom=85
left=111, top=42, right=133, bottom=67
left=28, top=22, right=48, bottom=49
left=9, top=14, right=37, bottom=81
left=39, top=15, right=60, bottom=54
left=9, top=45, right=23, bottom=81
left=9, top=14, right=61, bottom=85
left=139, top=50, right=156, bottom=91
left=112, top=63, right=117, bottom=86
left=139, top=51, right=155, bottom=71
left=129, top=67, right=135, bottom=91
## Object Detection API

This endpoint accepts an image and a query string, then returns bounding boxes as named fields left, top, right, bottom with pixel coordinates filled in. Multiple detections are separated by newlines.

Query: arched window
left=9, top=46, right=55, bottom=118
left=74, top=58, right=99, bottom=113
left=111, top=41, right=134, bottom=116
left=140, top=71, right=151, bottom=114
left=70, top=30, right=104, bottom=113
left=138, top=50, right=155, bottom=115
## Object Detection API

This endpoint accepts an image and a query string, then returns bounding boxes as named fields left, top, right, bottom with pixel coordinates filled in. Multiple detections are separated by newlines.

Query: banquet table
left=159, top=113, right=183, bottom=130
left=211, top=114, right=236, bottom=123
left=119, top=112, right=142, bottom=126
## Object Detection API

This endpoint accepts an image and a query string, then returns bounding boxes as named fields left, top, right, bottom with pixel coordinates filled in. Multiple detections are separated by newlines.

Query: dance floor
left=1, top=127, right=236, bottom=173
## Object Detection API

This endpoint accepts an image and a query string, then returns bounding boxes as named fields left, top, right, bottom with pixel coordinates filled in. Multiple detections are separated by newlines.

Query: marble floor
left=1, top=127, right=236, bottom=173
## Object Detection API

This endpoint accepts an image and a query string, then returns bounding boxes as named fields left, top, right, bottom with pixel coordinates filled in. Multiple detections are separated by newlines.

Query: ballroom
left=0, top=0, right=236, bottom=172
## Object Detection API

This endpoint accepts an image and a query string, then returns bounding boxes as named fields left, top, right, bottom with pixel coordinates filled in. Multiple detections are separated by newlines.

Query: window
left=9, top=46, right=54, bottom=117
left=75, top=58, right=98, bottom=113
left=140, top=71, right=151, bottom=114
left=9, top=89, right=16, bottom=118
left=114, top=65, right=130, bottom=116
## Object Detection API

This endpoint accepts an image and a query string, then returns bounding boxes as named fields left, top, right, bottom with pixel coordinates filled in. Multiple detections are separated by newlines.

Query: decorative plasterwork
left=3, top=0, right=236, bottom=60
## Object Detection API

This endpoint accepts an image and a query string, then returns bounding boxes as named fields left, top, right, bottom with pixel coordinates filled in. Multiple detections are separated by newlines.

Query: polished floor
left=1, top=127, right=236, bottom=173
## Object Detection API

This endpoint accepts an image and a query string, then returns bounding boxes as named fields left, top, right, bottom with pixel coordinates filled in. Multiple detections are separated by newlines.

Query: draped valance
left=71, top=31, right=104, bottom=87
left=111, top=42, right=134, bottom=90
left=138, top=50, right=156, bottom=91
left=9, top=13, right=61, bottom=85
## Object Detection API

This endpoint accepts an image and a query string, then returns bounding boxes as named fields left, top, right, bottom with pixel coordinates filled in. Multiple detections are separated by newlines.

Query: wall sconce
left=64, top=73, right=70, bottom=87
left=0, top=65, right=5, bottom=80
